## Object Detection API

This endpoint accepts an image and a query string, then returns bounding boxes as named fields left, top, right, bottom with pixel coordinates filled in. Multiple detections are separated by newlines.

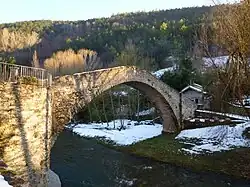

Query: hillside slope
left=0, top=6, right=214, bottom=67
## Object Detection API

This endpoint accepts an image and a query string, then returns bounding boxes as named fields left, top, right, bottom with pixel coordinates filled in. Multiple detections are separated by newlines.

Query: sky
left=0, top=0, right=236, bottom=24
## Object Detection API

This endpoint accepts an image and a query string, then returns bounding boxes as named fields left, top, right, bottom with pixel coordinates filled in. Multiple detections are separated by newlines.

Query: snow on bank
left=68, top=120, right=162, bottom=145
left=0, top=175, right=12, bottom=187
left=176, top=122, right=250, bottom=154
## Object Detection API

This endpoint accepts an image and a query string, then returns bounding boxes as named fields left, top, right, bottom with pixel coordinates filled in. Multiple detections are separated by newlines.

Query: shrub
left=20, top=76, right=38, bottom=85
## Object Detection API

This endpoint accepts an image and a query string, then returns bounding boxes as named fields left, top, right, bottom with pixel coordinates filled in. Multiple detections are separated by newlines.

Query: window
left=195, top=98, right=199, bottom=104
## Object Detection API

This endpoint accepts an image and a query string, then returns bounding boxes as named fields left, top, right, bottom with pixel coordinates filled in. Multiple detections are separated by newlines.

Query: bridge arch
left=52, top=66, right=195, bottom=134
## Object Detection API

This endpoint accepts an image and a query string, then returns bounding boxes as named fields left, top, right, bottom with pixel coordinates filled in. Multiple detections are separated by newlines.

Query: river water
left=50, top=130, right=250, bottom=187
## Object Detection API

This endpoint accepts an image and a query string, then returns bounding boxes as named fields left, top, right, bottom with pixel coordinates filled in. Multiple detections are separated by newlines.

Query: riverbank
left=68, top=120, right=250, bottom=181
left=119, top=134, right=250, bottom=180
left=51, top=130, right=250, bottom=187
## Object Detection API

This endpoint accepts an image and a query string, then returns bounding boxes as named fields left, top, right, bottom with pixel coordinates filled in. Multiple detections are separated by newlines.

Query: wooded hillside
left=0, top=6, right=214, bottom=68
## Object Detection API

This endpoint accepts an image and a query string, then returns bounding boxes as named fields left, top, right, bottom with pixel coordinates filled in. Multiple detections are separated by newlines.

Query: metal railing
left=0, top=62, right=52, bottom=87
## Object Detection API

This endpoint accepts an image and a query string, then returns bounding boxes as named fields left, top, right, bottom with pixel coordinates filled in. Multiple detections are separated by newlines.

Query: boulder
left=47, top=169, right=61, bottom=187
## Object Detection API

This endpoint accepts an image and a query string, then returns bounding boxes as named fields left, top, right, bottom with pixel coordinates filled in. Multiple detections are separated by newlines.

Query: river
left=50, top=130, right=250, bottom=187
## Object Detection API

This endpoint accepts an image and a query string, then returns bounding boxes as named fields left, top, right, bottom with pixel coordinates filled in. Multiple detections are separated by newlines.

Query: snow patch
left=229, top=103, right=250, bottom=109
left=113, top=91, right=128, bottom=96
left=176, top=122, right=250, bottom=154
left=69, top=120, right=162, bottom=145
left=202, top=56, right=229, bottom=68
left=143, top=166, right=153, bottom=170
left=119, top=178, right=134, bottom=186
left=135, top=107, right=155, bottom=116
left=152, top=66, right=176, bottom=78
left=199, top=119, right=205, bottom=122
left=180, top=148, right=200, bottom=155
left=0, top=175, right=12, bottom=187
left=196, top=110, right=250, bottom=121
left=117, top=177, right=137, bottom=186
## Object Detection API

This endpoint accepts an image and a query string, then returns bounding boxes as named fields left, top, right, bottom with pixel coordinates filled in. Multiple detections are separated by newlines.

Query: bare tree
left=32, top=50, right=40, bottom=68
left=198, top=0, right=250, bottom=115
left=115, top=40, right=155, bottom=71
left=0, top=28, right=40, bottom=52
left=44, top=48, right=99, bottom=76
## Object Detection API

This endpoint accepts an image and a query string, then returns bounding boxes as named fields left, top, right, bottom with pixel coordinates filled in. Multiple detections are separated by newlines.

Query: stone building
left=181, top=83, right=210, bottom=110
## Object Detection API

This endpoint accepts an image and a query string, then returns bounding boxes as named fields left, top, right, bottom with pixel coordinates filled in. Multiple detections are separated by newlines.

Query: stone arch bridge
left=53, top=66, right=195, bottom=133
left=0, top=65, right=196, bottom=187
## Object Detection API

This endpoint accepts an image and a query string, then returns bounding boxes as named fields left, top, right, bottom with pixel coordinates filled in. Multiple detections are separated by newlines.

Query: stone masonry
left=0, top=65, right=196, bottom=186
left=52, top=66, right=196, bottom=133
left=0, top=82, right=52, bottom=187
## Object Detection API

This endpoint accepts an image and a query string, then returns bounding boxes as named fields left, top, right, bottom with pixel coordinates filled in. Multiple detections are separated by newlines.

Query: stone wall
left=0, top=82, right=53, bottom=187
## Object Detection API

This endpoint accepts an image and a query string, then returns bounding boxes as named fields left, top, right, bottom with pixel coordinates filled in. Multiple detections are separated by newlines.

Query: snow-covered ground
left=69, top=109, right=250, bottom=155
left=231, top=96, right=250, bottom=108
left=0, top=175, right=12, bottom=187
left=152, top=66, right=176, bottom=78
left=202, top=56, right=229, bottom=68
left=176, top=122, right=250, bottom=154
left=68, top=120, right=162, bottom=145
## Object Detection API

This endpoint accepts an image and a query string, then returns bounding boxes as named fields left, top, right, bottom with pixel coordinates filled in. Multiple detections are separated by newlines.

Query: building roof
left=181, top=83, right=207, bottom=94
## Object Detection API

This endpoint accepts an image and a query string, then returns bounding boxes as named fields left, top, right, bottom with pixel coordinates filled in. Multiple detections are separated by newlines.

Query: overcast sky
left=0, top=0, right=237, bottom=23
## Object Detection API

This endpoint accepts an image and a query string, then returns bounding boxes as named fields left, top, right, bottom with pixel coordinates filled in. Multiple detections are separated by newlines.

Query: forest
left=0, top=5, right=214, bottom=68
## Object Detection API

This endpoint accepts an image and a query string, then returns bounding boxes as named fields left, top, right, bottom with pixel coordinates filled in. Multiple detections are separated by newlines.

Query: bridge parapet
left=0, top=62, right=52, bottom=87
